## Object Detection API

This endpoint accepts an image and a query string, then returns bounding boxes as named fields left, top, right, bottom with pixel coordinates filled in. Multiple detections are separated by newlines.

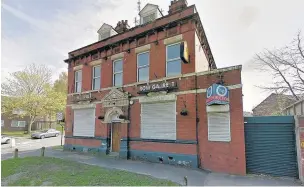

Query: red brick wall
left=67, top=25, right=196, bottom=94
left=197, top=69, right=246, bottom=175
left=130, top=141, right=196, bottom=155
left=65, top=138, right=101, bottom=147
left=177, top=94, right=196, bottom=140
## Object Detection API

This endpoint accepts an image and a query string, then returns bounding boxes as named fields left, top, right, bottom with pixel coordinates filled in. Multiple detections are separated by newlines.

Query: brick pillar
left=119, top=122, right=129, bottom=159
left=295, top=115, right=304, bottom=182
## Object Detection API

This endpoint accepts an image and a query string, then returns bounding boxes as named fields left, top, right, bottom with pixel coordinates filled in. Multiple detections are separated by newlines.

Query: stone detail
left=101, top=88, right=129, bottom=108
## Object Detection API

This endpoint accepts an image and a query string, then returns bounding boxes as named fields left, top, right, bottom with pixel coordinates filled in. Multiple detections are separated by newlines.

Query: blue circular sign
left=216, top=85, right=228, bottom=96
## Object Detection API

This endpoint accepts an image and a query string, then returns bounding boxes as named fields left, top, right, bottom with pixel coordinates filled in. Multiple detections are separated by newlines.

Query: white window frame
left=11, top=120, right=26, bottom=128
left=166, top=42, right=181, bottom=77
left=74, top=70, right=82, bottom=93
left=92, top=65, right=101, bottom=90
left=113, top=59, right=123, bottom=87
left=137, top=51, right=150, bottom=82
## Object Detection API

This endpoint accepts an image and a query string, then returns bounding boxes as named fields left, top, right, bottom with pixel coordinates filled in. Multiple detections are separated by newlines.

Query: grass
left=51, top=145, right=63, bottom=150
left=56, top=123, right=64, bottom=132
left=1, top=131, right=30, bottom=137
left=1, top=157, right=178, bottom=186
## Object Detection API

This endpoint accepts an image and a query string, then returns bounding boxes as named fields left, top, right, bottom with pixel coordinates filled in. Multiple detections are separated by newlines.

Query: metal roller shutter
left=73, top=108, right=95, bottom=137
left=208, top=112, right=231, bottom=142
left=245, top=116, right=298, bottom=178
left=141, top=102, right=176, bottom=140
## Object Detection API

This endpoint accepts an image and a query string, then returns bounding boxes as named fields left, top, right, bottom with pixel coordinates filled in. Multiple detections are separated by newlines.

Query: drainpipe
left=195, top=74, right=201, bottom=168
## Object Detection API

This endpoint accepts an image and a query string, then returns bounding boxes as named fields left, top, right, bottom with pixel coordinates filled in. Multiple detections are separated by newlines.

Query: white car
left=1, top=135, right=11, bottom=144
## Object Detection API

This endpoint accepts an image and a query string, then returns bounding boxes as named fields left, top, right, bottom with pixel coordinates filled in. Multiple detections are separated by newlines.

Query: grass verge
left=51, top=145, right=63, bottom=150
left=1, top=157, right=178, bottom=186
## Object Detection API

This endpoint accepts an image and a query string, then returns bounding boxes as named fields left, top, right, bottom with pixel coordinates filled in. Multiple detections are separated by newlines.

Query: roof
left=252, top=93, right=303, bottom=116
left=138, top=3, right=164, bottom=16
left=97, top=23, right=116, bottom=33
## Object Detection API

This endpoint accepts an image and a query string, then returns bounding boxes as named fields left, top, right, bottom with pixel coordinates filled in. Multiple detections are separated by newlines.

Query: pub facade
left=64, top=0, right=246, bottom=175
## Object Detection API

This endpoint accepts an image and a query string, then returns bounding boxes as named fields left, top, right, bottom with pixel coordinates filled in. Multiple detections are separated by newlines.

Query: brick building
left=64, top=0, right=246, bottom=175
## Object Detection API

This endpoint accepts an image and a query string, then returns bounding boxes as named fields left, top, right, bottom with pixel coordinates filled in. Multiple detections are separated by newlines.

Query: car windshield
left=40, top=130, right=48, bottom=133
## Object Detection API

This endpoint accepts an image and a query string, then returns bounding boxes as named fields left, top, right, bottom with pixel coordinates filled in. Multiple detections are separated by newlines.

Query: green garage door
left=244, top=116, right=298, bottom=178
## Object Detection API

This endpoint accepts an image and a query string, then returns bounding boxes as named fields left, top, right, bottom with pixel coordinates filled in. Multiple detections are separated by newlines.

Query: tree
left=254, top=31, right=304, bottom=100
left=53, top=72, right=67, bottom=94
left=1, top=64, right=64, bottom=133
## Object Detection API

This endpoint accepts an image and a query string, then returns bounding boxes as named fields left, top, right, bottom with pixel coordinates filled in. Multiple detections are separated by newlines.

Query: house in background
left=1, top=96, right=57, bottom=132
left=283, top=99, right=304, bottom=116
left=252, top=93, right=303, bottom=116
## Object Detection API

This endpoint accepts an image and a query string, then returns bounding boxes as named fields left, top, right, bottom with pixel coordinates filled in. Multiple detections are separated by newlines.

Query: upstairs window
left=166, top=43, right=181, bottom=77
left=137, top=52, right=149, bottom=82
left=113, top=59, right=123, bottom=87
left=92, top=65, right=101, bottom=90
left=75, top=70, right=82, bottom=93
left=143, top=13, right=156, bottom=24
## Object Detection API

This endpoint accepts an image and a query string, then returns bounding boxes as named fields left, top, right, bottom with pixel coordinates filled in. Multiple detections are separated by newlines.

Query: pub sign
left=206, top=83, right=229, bottom=105
left=138, top=81, right=177, bottom=94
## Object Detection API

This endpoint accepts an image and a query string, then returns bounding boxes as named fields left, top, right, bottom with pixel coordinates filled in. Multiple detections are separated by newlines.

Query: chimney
left=168, top=0, right=188, bottom=15
left=115, top=20, right=130, bottom=33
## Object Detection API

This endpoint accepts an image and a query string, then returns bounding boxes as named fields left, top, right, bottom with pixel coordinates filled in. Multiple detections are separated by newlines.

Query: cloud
left=1, top=0, right=122, bottom=81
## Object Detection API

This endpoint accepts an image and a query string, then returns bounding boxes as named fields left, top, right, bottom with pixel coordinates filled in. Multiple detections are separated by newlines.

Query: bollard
left=184, top=176, right=188, bottom=186
left=10, top=138, right=16, bottom=148
left=41, top=147, right=45, bottom=157
left=14, top=148, right=18, bottom=158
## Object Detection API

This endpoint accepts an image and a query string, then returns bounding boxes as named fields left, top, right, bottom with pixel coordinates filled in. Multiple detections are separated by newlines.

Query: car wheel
left=5, top=139, right=10, bottom=144
left=55, top=133, right=59, bottom=137
left=40, top=135, right=45, bottom=139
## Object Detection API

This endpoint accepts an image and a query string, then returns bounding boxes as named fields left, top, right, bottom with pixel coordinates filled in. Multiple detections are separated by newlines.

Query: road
left=1, top=135, right=64, bottom=155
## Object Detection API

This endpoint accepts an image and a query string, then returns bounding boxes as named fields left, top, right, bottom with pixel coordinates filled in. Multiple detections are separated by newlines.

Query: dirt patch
left=1, top=172, right=26, bottom=186
left=41, top=181, right=53, bottom=186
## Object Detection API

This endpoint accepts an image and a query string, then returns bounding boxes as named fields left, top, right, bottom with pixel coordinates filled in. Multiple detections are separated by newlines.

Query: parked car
left=31, top=129, right=60, bottom=139
left=1, top=135, right=11, bottom=144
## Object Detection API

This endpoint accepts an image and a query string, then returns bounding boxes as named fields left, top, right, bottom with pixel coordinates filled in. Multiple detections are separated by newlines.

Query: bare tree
left=254, top=31, right=304, bottom=100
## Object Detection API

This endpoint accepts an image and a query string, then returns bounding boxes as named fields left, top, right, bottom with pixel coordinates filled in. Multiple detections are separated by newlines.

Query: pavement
left=1, top=135, right=64, bottom=154
left=1, top=146, right=302, bottom=186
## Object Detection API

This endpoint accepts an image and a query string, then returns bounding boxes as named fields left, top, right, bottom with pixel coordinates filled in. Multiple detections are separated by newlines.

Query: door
left=111, top=123, right=121, bottom=152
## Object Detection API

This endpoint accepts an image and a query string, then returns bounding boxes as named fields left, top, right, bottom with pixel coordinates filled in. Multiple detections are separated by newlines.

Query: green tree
left=53, top=72, right=67, bottom=94
left=1, top=64, right=65, bottom=133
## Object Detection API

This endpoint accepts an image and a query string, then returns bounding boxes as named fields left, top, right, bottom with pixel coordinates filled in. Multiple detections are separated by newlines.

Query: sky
left=1, top=0, right=304, bottom=111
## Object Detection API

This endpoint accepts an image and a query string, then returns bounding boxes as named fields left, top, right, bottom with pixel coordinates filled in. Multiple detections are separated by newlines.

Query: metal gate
left=244, top=116, right=298, bottom=178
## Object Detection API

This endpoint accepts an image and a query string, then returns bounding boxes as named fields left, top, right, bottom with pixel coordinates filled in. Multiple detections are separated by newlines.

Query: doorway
left=111, top=123, right=121, bottom=153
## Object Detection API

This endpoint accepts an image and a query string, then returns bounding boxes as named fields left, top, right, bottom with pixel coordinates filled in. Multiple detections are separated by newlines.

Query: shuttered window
left=73, top=108, right=95, bottom=137
left=141, top=102, right=176, bottom=140
left=208, top=112, right=231, bottom=142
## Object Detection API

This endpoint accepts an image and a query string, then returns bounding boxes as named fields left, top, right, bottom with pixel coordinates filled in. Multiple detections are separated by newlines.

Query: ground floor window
left=207, top=112, right=231, bottom=142
left=73, top=108, right=95, bottom=137
left=141, top=102, right=176, bottom=140
left=11, top=120, right=26, bottom=127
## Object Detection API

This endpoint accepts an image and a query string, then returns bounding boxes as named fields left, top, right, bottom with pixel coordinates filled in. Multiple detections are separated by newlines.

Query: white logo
left=216, top=85, right=228, bottom=97
left=207, top=86, right=212, bottom=98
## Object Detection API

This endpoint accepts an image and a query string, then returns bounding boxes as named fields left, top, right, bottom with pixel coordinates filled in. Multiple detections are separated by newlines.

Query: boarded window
left=73, top=108, right=95, bottom=137
left=207, top=112, right=231, bottom=142
left=141, top=102, right=176, bottom=140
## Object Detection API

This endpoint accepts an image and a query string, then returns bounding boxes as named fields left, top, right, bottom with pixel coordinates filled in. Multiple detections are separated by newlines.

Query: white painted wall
left=195, top=32, right=209, bottom=72
left=139, top=4, right=160, bottom=24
